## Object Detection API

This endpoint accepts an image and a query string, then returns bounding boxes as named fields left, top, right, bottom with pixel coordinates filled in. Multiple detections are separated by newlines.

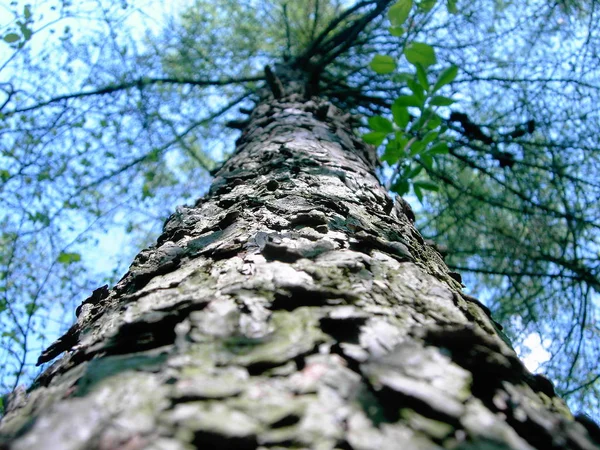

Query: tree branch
left=3, top=75, right=264, bottom=116
left=264, top=65, right=284, bottom=99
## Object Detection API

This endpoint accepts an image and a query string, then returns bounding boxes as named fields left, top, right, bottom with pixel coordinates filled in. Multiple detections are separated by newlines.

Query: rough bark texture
left=1, top=94, right=598, bottom=450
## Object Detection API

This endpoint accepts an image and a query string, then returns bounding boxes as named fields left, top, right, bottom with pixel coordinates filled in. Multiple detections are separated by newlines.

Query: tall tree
left=1, top=72, right=599, bottom=450
left=1, top=1, right=600, bottom=447
left=1, top=0, right=599, bottom=427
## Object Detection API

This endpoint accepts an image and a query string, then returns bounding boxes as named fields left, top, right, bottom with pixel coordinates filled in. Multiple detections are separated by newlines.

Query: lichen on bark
left=1, top=94, right=598, bottom=450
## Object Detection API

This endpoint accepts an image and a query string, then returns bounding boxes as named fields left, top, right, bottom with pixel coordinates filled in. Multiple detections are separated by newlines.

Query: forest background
left=0, top=0, right=598, bottom=419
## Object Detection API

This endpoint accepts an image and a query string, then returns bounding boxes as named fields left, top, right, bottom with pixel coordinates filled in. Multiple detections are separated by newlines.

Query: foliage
left=364, top=0, right=600, bottom=415
left=364, top=41, right=456, bottom=200
left=1, top=0, right=599, bottom=419
left=0, top=0, right=224, bottom=391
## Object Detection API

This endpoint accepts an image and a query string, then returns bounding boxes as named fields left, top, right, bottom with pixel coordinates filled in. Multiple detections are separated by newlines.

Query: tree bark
left=1, top=93, right=598, bottom=450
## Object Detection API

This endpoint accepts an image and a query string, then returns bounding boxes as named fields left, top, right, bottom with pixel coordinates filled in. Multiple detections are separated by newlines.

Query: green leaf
left=409, top=140, right=426, bottom=156
left=19, top=23, right=32, bottom=41
left=388, top=0, right=413, bottom=27
left=408, top=165, right=423, bottom=178
left=392, top=179, right=410, bottom=196
left=426, top=114, right=443, bottom=130
left=421, top=130, right=440, bottom=145
left=57, top=252, right=81, bottom=265
left=64, top=201, right=79, bottom=209
left=393, top=72, right=414, bottom=83
left=432, top=65, right=458, bottom=92
left=0, top=170, right=10, bottom=182
left=3, top=33, right=20, bottom=43
left=25, top=302, right=40, bottom=316
left=418, top=0, right=437, bottom=11
left=429, top=95, right=455, bottom=106
left=389, top=26, right=405, bottom=36
left=394, top=95, right=421, bottom=107
left=30, top=212, right=50, bottom=226
left=404, top=42, right=437, bottom=68
left=427, top=141, right=449, bottom=155
left=406, top=79, right=425, bottom=103
left=147, top=148, right=160, bottom=162
left=420, top=154, right=433, bottom=170
left=415, top=64, right=429, bottom=91
left=414, top=184, right=423, bottom=202
left=411, top=109, right=433, bottom=131
left=1, top=331, right=20, bottom=345
left=369, top=55, right=396, bottom=74
left=37, top=170, right=51, bottom=181
left=144, top=170, right=156, bottom=181
left=414, top=180, right=439, bottom=191
left=391, top=101, right=410, bottom=128
left=363, top=131, right=389, bottom=146
left=447, top=0, right=458, bottom=14
left=142, top=183, right=154, bottom=198
left=24, top=5, right=32, bottom=20
left=382, top=138, right=404, bottom=164
left=368, top=115, right=394, bottom=133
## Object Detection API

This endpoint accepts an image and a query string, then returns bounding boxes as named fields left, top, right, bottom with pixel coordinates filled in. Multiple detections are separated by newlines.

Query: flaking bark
left=1, top=94, right=598, bottom=450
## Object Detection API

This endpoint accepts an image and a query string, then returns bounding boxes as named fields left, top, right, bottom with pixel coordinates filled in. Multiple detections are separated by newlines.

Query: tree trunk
left=1, top=93, right=598, bottom=450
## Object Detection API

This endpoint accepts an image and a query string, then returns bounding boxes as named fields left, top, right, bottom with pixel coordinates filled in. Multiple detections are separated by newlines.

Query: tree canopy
left=0, top=0, right=599, bottom=418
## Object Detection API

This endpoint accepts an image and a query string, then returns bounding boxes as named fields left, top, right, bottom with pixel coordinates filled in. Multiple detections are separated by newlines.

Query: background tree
left=0, top=0, right=598, bottom=419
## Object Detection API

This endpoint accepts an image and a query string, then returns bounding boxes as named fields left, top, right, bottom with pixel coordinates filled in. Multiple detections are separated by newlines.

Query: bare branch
left=4, top=75, right=264, bottom=116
